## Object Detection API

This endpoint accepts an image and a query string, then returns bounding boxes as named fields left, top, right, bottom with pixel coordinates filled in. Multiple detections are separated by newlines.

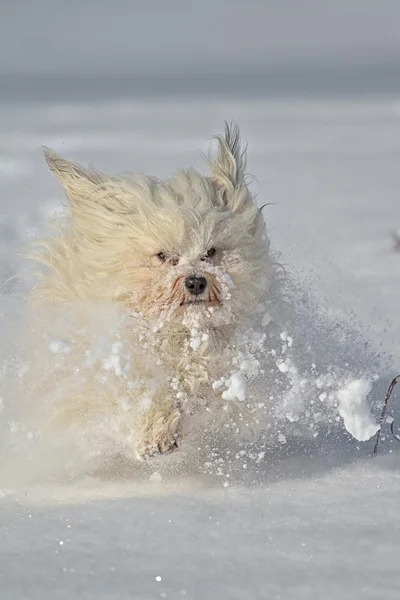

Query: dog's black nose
left=185, top=275, right=207, bottom=296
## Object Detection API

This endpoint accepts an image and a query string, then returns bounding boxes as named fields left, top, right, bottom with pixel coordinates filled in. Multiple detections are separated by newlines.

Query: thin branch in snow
left=373, top=375, right=400, bottom=454
left=390, top=420, right=400, bottom=443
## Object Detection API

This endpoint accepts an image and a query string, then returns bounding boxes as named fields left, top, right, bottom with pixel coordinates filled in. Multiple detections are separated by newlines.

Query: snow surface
left=1, top=95, right=400, bottom=600
left=2, top=3, right=400, bottom=596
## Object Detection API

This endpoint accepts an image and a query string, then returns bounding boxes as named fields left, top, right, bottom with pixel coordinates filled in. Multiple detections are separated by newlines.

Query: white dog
left=26, top=124, right=274, bottom=463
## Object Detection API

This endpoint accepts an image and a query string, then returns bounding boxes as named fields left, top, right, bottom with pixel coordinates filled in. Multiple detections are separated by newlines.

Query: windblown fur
left=26, top=124, right=275, bottom=462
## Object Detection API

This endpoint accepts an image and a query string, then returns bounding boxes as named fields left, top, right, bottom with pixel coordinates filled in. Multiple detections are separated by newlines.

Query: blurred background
left=2, top=0, right=400, bottom=100
left=1, top=0, right=400, bottom=361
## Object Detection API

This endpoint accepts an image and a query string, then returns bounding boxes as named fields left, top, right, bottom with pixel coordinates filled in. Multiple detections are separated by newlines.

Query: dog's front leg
left=135, top=396, right=182, bottom=460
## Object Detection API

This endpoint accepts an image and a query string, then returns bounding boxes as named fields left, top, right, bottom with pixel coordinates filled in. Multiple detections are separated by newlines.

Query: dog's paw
left=135, top=409, right=182, bottom=461
left=135, top=436, right=180, bottom=461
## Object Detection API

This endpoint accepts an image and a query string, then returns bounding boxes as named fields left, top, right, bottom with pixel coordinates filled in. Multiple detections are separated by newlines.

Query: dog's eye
left=157, top=252, right=167, bottom=262
left=201, top=247, right=216, bottom=261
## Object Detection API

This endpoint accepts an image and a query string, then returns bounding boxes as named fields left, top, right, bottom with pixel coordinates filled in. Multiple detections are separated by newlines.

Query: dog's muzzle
left=164, top=272, right=222, bottom=313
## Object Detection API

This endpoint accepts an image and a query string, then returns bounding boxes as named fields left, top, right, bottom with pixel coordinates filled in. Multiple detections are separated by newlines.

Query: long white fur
left=27, top=123, right=274, bottom=461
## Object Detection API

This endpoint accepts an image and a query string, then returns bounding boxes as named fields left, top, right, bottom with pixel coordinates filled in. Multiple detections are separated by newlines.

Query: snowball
left=189, top=327, right=207, bottom=351
left=212, top=379, right=224, bottom=391
left=190, top=337, right=201, bottom=351
left=277, top=360, right=289, bottom=374
left=337, top=379, right=379, bottom=441
left=103, top=342, right=129, bottom=377
left=222, top=372, right=246, bottom=402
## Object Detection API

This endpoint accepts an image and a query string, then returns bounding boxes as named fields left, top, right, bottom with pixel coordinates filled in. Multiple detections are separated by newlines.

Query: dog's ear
left=43, top=148, right=104, bottom=200
left=43, top=149, right=139, bottom=230
left=210, top=122, right=247, bottom=196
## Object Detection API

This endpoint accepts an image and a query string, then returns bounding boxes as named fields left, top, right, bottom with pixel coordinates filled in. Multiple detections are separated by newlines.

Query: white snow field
left=2, top=2, right=400, bottom=598
left=1, top=94, right=400, bottom=600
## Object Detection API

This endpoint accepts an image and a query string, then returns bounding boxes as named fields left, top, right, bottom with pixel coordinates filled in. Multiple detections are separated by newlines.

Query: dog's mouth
left=175, top=297, right=220, bottom=316
left=179, top=298, right=220, bottom=307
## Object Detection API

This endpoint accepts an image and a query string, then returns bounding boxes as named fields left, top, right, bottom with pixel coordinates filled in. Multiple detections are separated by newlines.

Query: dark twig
left=373, top=375, right=400, bottom=454
left=390, top=420, right=400, bottom=443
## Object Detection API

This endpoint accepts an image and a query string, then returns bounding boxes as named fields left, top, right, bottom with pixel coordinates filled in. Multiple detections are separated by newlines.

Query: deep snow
left=1, top=94, right=400, bottom=600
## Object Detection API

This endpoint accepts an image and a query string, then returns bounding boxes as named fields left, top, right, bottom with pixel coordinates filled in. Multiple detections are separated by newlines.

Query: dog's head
left=43, top=124, right=271, bottom=326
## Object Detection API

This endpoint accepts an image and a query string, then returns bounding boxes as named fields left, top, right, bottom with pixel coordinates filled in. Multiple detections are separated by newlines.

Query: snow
left=1, top=461, right=400, bottom=599
left=2, top=101, right=400, bottom=598
left=2, top=101, right=399, bottom=600
left=2, top=2, right=400, bottom=598
left=44, top=335, right=72, bottom=355
left=221, top=372, right=247, bottom=403
left=337, top=379, right=380, bottom=442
